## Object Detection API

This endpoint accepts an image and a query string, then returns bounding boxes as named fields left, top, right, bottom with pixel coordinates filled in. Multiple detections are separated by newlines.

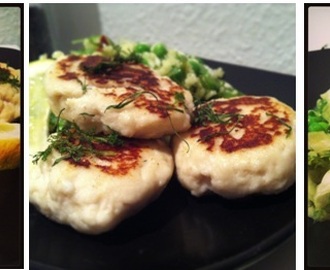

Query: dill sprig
left=266, top=112, right=292, bottom=137
left=104, top=91, right=158, bottom=112
left=33, top=111, right=124, bottom=166
left=194, top=102, right=243, bottom=126
left=0, top=65, right=20, bottom=89
left=76, top=77, right=88, bottom=93
left=193, top=102, right=244, bottom=142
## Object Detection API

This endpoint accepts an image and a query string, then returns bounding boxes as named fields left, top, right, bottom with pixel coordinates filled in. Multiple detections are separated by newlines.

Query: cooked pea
left=134, top=43, right=151, bottom=53
left=152, top=43, right=168, bottom=58
left=168, top=66, right=186, bottom=84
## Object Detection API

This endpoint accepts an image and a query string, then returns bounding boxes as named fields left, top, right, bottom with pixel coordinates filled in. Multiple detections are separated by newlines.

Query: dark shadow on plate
left=0, top=169, right=21, bottom=267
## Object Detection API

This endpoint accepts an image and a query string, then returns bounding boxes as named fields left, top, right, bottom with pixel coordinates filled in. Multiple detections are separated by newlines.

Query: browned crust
left=191, top=96, right=292, bottom=153
left=68, top=139, right=145, bottom=176
left=55, top=55, right=187, bottom=118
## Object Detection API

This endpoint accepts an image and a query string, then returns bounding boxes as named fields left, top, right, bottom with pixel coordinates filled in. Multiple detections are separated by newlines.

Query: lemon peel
left=0, top=122, right=20, bottom=170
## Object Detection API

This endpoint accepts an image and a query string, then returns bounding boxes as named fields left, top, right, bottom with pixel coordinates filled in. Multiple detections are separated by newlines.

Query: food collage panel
left=1, top=2, right=326, bottom=270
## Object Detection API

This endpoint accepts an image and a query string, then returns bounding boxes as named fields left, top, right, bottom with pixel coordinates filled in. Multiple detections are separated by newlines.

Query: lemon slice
left=0, top=122, right=20, bottom=170
left=29, top=58, right=54, bottom=152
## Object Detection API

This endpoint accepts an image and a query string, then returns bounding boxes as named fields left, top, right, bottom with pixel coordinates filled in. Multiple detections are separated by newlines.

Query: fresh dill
left=174, top=92, right=185, bottom=104
left=266, top=112, right=292, bottom=137
left=104, top=91, right=158, bottom=112
left=33, top=111, right=124, bottom=166
left=80, top=112, right=95, bottom=117
left=76, top=77, right=88, bottom=93
left=194, top=102, right=243, bottom=126
left=194, top=102, right=244, bottom=142
left=0, top=65, right=20, bottom=90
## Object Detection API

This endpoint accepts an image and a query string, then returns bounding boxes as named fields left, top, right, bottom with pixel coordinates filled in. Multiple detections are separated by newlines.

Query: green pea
left=168, top=66, right=186, bottom=84
left=189, top=59, right=207, bottom=76
left=200, top=73, right=220, bottom=90
left=134, top=43, right=151, bottom=53
left=152, top=43, right=167, bottom=58
left=221, top=88, right=243, bottom=98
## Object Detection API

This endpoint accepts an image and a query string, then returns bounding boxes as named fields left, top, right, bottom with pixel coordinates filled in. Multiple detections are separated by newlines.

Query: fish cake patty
left=172, top=96, right=296, bottom=198
left=44, top=55, right=193, bottom=138
left=0, top=63, right=20, bottom=122
left=30, top=138, right=174, bottom=234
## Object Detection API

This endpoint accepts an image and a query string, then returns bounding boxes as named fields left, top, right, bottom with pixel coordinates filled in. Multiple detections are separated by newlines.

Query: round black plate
left=30, top=59, right=295, bottom=270
left=0, top=47, right=22, bottom=267
left=307, top=49, right=330, bottom=267
left=0, top=169, right=21, bottom=267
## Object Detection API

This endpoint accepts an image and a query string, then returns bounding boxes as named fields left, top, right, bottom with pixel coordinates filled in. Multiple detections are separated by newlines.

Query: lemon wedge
left=0, top=122, right=20, bottom=170
left=29, top=58, right=54, bottom=152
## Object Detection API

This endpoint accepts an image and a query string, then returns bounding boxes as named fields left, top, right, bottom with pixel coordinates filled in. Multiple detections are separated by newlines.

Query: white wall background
left=0, top=7, right=20, bottom=48
left=309, top=6, right=330, bottom=51
left=41, top=3, right=295, bottom=75
left=98, top=3, right=295, bottom=75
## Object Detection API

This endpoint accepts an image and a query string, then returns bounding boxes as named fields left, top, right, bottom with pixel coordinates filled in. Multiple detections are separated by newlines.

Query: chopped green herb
left=266, top=112, right=292, bottom=137
left=0, top=65, right=20, bottom=89
left=174, top=92, right=185, bottom=104
left=104, top=91, right=158, bottom=112
left=194, top=102, right=243, bottom=126
left=76, top=77, right=88, bottom=93
left=80, top=112, right=95, bottom=117
left=194, top=102, right=244, bottom=141
left=33, top=110, right=124, bottom=166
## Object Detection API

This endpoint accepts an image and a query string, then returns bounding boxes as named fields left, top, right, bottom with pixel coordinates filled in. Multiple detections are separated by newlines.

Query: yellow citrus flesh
left=0, top=122, right=20, bottom=170
left=29, top=59, right=54, bottom=152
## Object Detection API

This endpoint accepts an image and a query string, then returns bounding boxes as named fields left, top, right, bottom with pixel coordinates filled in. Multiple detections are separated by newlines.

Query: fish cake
left=30, top=137, right=174, bottom=234
left=44, top=55, right=193, bottom=138
left=172, top=96, right=296, bottom=198
left=0, top=63, right=20, bottom=122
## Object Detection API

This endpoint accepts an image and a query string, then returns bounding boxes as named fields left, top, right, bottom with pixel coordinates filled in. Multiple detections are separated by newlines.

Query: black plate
left=307, top=49, right=330, bottom=267
left=30, top=59, right=296, bottom=270
left=0, top=47, right=22, bottom=267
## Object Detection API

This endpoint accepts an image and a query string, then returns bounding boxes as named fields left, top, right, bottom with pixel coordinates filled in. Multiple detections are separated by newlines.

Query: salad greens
left=308, top=89, right=330, bottom=221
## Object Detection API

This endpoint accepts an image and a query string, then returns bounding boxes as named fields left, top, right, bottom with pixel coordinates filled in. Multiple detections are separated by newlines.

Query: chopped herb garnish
left=104, top=91, right=158, bottom=112
left=80, top=112, right=95, bottom=117
left=0, top=65, right=20, bottom=89
left=76, top=77, right=88, bottom=93
left=266, top=112, right=292, bottom=137
left=174, top=92, right=185, bottom=104
left=194, top=102, right=243, bottom=126
left=33, top=110, right=124, bottom=166
left=193, top=102, right=244, bottom=142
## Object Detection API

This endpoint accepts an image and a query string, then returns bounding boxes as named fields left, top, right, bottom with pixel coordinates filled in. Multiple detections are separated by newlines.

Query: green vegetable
left=308, top=89, right=330, bottom=221
left=151, top=43, right=167, bottom=58
left=134, top=43, right=151, bottom=53
left=168, top=66, right=186, bottom=84
left=0, top=65, right=20, bottom=89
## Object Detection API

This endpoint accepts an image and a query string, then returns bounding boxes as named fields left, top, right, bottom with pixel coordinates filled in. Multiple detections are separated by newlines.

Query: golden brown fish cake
left=172, top=96, right=296, bottom=198
left=30, top=137, right=174, bottom=234
left=44, top=55, right=193, bottom=138
left=0, top=63, right=20, bottom=122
